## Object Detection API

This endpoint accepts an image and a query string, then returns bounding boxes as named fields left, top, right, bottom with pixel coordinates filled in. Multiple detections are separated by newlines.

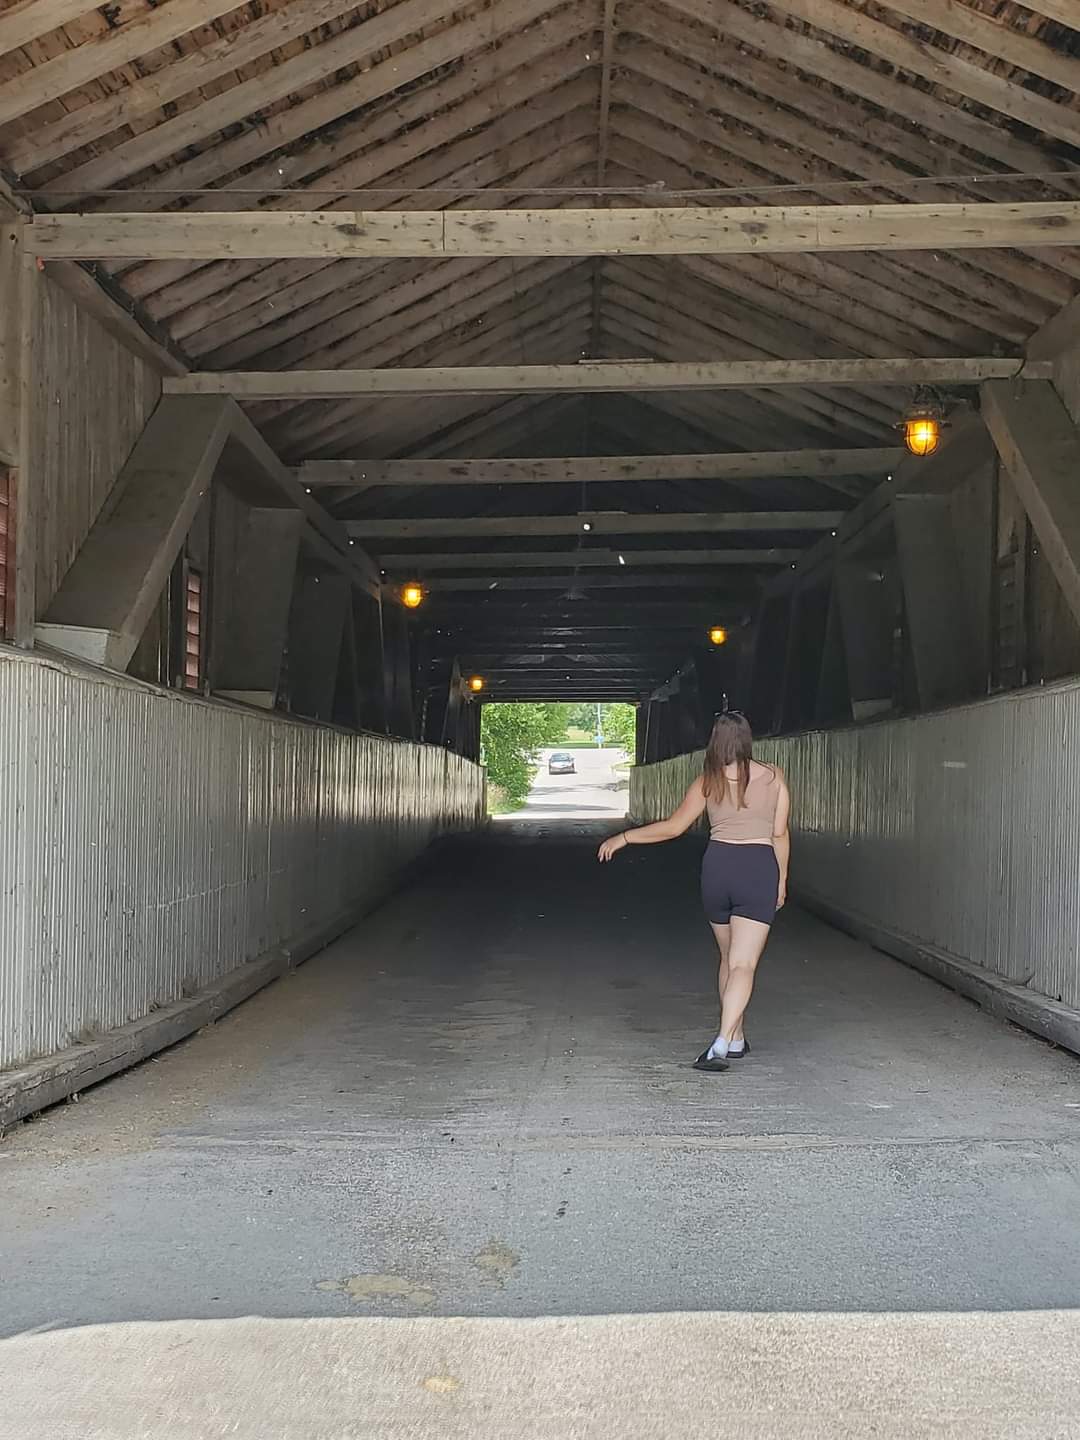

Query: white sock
left=727, top=1038, right=745, bottom=1054
left=707, top=1035, right=729, bottom=1061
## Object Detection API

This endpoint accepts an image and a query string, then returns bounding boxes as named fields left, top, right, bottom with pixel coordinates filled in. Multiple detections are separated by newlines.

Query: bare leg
left=719, top=916, right=771, bottom=1045
left=708, top=922, right=743, bottom=1043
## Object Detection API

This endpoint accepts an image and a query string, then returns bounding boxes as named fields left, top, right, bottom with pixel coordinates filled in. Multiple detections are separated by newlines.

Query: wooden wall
left=24, top=271, right=161, bottom=617
left=0, top=224, right=18, bottom=468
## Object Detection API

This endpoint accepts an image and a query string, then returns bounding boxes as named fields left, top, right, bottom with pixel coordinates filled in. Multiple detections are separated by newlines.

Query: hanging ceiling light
left=899, top=387, right=946, bottom=457
left=708, top=626, right=728, bottom=647
left=401, top=582, right=424, bottom=609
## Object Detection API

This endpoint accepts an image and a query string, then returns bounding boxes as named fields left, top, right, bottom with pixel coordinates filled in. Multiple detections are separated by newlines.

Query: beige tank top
left=706, top=765, right=780, bottom=844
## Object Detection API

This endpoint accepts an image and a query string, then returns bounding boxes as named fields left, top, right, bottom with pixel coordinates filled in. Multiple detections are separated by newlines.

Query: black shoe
left=693, top=1047, right=729, bottom=1072
left=726, top=1039, right=751, bottom=1060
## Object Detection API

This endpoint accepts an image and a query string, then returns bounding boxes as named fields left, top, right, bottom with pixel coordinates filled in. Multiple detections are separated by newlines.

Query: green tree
left=481, top=703, right=569, bottom=810
left=601, top=703, right=637, bottom=754
left=565, top=702, right=637, bottom=751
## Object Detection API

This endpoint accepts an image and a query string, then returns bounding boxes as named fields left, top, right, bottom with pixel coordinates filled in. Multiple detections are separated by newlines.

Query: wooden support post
left=981, top=379, right=1080, bottom=632
left=380, top=601, right=416, bottom=740
left=834, top=560, right=896, bottom=722
left=892, top=493, right=983, bottom=709
left=749, top=593, right=793, bottom=736
left=286, top=568, right=349, bottom=722
left=211, top=504, right=302, bottom=708
left=0, top=222, right=19, bottom=468
left=332, top=600, right=363, bottom=729
left=36, top=396, right=233, bottom=669
left=779, top=583, right=831, bottom=733
left=635, top=702, right=648, bottom=766
left=11, top=231, right=37, bottom=645
left=813, top=578, right=851, bottom=727
left=353, top=591, right=388, bottom=733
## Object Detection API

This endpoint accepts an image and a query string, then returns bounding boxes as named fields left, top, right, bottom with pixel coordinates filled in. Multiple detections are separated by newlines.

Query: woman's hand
left=776, top=887, right=787, bottom=911
left=597, top=833, right=628, bottom=863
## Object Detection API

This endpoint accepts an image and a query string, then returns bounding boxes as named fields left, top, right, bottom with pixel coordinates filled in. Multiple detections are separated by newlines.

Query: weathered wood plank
left=981, top=379, right=1080, bottom=632
left=665, top=0, right=1062, bottom=176
left=348, top=511, right=844, bottom=539
left=764, top=0, right=1080, bottom=149
left=378, top=548, right=800, bottom=569
left=0, top=0, right=102, bottom=61
left=38, top=396, right=233, bottom=669
left=28, top=204, right=1080, bottom=261
left=0, top=0, right=250, bottom=130
left=167, top=358, right=1047, bottom=401
left=301, top=449, right=901, bottom=487
left=420, top=573, right=759, bottom=591
left=39, top=0, right=561, bottom=202
left=3, top=0, right=366, bottom=175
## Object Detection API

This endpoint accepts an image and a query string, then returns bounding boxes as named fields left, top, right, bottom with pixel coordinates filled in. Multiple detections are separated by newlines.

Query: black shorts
left=701, top=842, right=779, bottom=926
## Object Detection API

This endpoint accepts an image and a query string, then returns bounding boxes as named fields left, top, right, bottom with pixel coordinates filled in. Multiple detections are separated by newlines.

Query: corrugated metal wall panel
left=0, top=649, right=485, bottom=1071
left=629, top=681, right=1080, bottom=1013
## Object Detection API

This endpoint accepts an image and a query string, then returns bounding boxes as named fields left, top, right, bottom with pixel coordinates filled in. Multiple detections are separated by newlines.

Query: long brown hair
left=702, top=710, right=754, bottom=809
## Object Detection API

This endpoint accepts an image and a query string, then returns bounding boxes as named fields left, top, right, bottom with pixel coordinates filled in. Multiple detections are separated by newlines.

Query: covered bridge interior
left=3, top=0, right=1080, bottom=1396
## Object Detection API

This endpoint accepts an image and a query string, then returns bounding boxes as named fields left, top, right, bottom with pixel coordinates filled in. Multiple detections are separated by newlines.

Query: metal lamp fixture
left=401, top=581, right=424, bottom=609
left=468, top=675, right=485, bottom=694
left=708, top=626, right=729, bottom=646
left=900, top=387, right=946, bottom=457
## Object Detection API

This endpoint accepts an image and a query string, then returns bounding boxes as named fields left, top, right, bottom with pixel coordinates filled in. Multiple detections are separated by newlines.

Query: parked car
left=548, top=751, right=576, bottom=774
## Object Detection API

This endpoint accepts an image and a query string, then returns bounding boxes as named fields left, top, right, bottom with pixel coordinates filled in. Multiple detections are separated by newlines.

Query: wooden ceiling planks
left=3, top=0, right=1080, bottom=688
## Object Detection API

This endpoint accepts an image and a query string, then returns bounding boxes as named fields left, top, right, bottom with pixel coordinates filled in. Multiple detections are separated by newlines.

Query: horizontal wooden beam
left=167, top=358, right=1044, bottom=401
left=300, top=448, right=902, bottom=487
left=418, top=574, right=759, bottom=591
left=352, top=511, right=841, bottom=539
left=27, top=203, right=1080, bottom=260
left=379, top=548, right=798, bottom=570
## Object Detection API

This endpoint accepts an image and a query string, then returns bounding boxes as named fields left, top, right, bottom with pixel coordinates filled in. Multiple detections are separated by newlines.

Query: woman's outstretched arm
left=772, top=771, right=791, bottom=908
left=597, top=778, right=707, bottom=862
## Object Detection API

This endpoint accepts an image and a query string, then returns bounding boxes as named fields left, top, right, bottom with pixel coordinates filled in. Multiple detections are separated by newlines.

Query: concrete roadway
left=3, top=802, right=1080, bottom=1436
left=506, top=745, right=630, bottom=821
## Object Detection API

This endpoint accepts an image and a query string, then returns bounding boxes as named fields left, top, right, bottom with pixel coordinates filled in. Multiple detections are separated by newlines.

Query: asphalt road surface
left=3, top=823, right=1080, bottom=1437
left=506, top=746, right=630, bottom=821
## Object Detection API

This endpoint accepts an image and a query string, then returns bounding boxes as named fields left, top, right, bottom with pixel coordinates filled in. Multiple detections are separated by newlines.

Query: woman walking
left=597, top=711, right=790, bottom=1072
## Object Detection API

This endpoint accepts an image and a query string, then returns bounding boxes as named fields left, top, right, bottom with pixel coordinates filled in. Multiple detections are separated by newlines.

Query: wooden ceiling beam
left=761, top=0, right=1080, bottom=150
left=600, top=271, right=897, bottom=436
left=590, top=387, right=832, bottom=467
left=166, top=357, right=1045, bottom=402
left=611, top=58, right=1079, bottom=304
left=155, top=140, right=594, bottom=346
left=413, top=398, right=587, bottom=463
left=378, top=547, right=799, bottom=569
left=29, top=202, right=1080, bottom=262
left=252, top=257, right=587, bottom=394
left=661, top=0, right=1065, bottom=176
left=268, top=283, right=593, bottom=453
left=3, top=0, right=368, bottom=176
left=0, top=0, right=248, bottom=130
left=347, top=510, right=842, bottom=539
left=620, top=6, right=1059, bottom=201
left=866, top=0, right=1080, bottom=98
left=119, top=44, right=598, bottom=309
left=1017, top=2, right=1079, bottom=28
left=288, top=316, right=592, bottom=458
left=301, top=449, right=900, bottom=487
left=579, top=317, right=889, bottom=446
left=420, top=573, right=761, bottom=591
left=35, top=0, right=565, bottom=203
left=0, top=1, right=105, bottom=62
left=601, top=156, right=1047, bottom=341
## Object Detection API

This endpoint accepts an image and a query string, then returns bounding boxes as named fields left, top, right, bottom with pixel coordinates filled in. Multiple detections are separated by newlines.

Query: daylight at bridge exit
left=3, top=3, right=1080, bottom=1437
